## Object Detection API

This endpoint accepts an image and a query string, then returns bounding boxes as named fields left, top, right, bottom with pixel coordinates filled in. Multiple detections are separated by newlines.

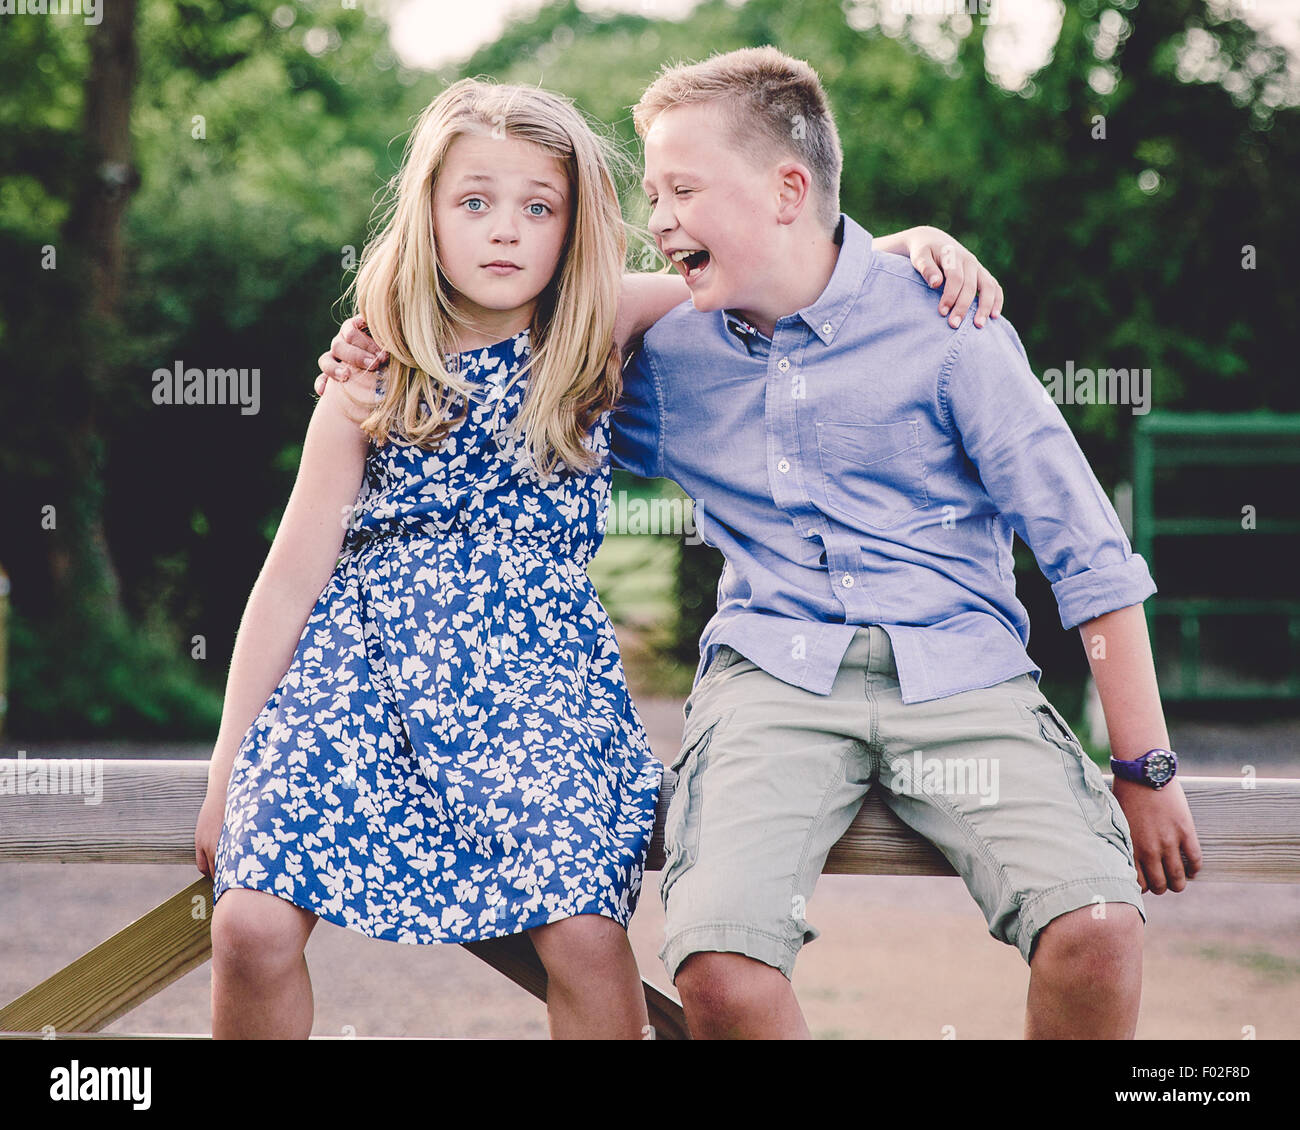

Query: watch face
left=1144, top=752, right=1175, bottom=785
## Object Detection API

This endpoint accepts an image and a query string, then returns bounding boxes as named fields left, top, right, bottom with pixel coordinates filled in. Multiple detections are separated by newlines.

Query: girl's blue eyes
left=462, top=198, right=552, bottom=216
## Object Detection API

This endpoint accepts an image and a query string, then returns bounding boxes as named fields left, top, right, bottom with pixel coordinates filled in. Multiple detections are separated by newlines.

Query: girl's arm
left=872, top=226, right=1004, bottom=328
left=205, top=378, right=370, bottom=800
left=1079, top=603, right=1203, bottom=895
left=313, top=228, right=1004, bottom=393
left=614, top=271, right=690, bottom=357
left=609, top=226, right=1006, bottom=358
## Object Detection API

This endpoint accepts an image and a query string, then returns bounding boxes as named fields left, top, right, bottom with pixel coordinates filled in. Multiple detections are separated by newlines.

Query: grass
left=1192, top=944, right=1300, bottom=983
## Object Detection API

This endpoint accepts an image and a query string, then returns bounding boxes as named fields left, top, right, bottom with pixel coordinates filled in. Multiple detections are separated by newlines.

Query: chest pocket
left=814, top=420, right=929, bottom=530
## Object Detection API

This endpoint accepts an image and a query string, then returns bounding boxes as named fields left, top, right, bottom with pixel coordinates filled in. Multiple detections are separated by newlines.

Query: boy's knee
left=675, top=951, right=787, bottom=1016
left=1033, top=902, right=1143, bottom=974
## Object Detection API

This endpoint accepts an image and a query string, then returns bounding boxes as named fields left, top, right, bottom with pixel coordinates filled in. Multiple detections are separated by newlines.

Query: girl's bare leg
left=529, top=914, right=650, bottom=1039
left=211, top=887, right=319, bottom=1039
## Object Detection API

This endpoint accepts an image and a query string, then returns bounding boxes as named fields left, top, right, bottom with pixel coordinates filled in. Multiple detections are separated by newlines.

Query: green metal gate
left=1133, top=412, right=1300, bottom=701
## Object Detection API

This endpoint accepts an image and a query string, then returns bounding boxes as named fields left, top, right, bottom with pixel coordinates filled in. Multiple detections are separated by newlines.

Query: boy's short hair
left=632, top=45, right=843, bottom=234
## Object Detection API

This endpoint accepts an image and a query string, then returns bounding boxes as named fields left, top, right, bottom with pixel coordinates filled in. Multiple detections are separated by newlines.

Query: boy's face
left=432, top=131, right=572, bottom=328
left=641, top=101, right=782, bottom=316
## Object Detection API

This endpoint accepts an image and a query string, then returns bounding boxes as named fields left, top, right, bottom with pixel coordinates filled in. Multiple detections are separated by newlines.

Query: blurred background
left=1, top=0, right=1298, bottom=739
left=0, top=0, right=1297, bottom=1039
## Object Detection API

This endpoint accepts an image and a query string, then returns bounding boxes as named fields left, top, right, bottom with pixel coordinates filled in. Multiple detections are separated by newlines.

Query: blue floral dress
left=212, top=329, right=663, bottom=944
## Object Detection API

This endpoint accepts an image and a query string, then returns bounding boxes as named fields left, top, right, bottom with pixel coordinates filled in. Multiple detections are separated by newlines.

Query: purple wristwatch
left=1110, top=748, right=1178, bottom=789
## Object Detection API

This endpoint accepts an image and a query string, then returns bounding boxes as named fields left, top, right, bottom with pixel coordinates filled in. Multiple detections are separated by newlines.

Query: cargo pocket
left=659, top=710, right=731, bottom=909
left=1032, top=700, right=1133, bottom=856
left=682, top=645, right=735, bottom=727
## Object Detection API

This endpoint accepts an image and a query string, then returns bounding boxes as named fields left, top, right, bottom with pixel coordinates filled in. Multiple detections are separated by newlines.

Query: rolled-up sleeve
left=941, top=317, right=1156, bottom=630
left=609, top=343, right=664, bottom=480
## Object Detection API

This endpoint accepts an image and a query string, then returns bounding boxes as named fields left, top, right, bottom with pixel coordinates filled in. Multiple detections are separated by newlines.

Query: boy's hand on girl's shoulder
left=313, top=315, right=386, bottom=398
left=1112, top=777, right=1203, bottom=895
left=891, top=225, right=1004, bottom=329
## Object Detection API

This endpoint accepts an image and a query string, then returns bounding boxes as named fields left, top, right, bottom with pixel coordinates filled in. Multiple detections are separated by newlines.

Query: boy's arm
left=1079, top=604, right=1202, bottom=895
left=314, top=316, right=387, bottom=397
left=608, top=342, right=665, bottom=480
left=942, top=317, right=1156, bottom=626
left=943, top=318, right=1198, bottom=896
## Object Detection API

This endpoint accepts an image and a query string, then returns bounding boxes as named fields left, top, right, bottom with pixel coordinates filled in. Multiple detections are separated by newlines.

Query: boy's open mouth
left=670, top=247, right=711, bottom=282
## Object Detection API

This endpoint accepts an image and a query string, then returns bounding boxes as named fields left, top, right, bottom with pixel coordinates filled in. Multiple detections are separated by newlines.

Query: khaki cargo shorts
left=658, top=625, right=1145, bottom=982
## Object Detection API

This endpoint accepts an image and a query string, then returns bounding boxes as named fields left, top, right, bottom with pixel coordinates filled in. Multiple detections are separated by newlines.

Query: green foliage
left=7, top=606, right=223, bottom=738
left=1, top=0, right=1295, bottom=732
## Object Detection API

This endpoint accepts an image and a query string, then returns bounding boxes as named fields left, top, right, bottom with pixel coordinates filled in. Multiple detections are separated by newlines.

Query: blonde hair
left=340, top=78, right=630, bottom=476
left=632, top=46, right=843, bottom=234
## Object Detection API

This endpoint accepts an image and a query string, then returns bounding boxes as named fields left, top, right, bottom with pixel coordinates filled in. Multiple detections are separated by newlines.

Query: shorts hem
left=659, top=922, right=802, bottom=983
left=1015, top=875, right=1146, bottom=964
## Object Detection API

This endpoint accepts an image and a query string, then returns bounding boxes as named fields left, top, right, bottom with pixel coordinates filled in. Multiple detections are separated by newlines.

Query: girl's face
left=432, top=131, right=573, bottom=347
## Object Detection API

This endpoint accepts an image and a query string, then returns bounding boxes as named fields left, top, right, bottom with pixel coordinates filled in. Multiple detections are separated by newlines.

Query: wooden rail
left=2, top=759, right=1298, bottom=1038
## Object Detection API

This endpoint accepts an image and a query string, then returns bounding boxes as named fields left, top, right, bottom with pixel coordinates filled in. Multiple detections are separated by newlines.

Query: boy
left=613, top=45, right=1199, bottom=1039
left=319, top=47, right=1200, bottom=1039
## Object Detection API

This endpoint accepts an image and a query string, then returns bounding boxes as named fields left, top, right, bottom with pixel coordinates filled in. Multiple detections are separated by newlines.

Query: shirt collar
left=724, top=311, right=763, bottom=342
left=721, top=214, right=872, bottom=347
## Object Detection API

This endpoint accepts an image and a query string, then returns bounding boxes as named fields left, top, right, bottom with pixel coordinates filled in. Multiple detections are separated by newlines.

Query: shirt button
left=777, top=458, right=790, bottom=473
left=841, top=573, right=854, bottom=588
left=821, top=322, right=833, bottom=336
left=777, top=357, right=790, bottom=372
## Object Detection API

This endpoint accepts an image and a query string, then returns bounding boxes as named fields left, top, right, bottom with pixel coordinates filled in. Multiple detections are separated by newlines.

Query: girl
left=197, top=76, right=1000, bottom=1040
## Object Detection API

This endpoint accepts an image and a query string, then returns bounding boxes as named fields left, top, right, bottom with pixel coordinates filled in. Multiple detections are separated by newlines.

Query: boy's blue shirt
left=610, top=213, right=1156, bottom=703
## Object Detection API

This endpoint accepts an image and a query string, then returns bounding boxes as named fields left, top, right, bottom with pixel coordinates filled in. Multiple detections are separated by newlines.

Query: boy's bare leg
left=674, top=952, right=811, bottom=1039
left=1025, top=903, right=1143, bottom=1038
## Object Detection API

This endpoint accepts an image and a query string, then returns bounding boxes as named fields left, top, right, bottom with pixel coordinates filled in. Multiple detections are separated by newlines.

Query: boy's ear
left=774, top=160, right=815, bottom=226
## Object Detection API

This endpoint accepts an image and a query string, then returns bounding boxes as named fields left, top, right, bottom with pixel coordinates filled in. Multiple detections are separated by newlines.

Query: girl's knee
left=530, top=914, right=629, bottom=982
left=211, top=888, right=314, bottom=975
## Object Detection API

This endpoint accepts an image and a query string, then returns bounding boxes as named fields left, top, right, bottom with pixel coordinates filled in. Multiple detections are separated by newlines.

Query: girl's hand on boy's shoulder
left=314, top=315, right=386, bottom=399
left=1112, top=777, right=1203, bottom=895
left=884, top=225, right=1004, bottom=330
